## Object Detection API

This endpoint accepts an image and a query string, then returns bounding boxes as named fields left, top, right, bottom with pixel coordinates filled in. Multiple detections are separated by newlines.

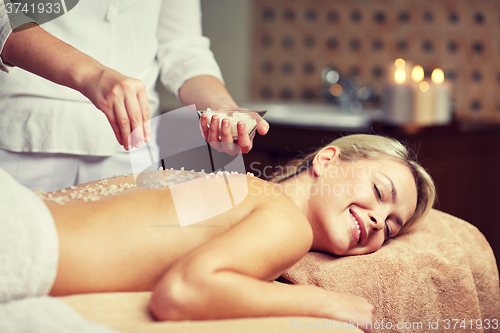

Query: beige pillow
left=281, top=210, right=500, bottom=332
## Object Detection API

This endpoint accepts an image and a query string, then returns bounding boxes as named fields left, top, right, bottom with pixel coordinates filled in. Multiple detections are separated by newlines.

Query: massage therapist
left=0, top=0, right=268, bottom=192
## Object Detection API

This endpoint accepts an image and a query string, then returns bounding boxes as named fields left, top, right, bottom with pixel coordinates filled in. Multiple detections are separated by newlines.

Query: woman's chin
left=326, top=239, right=352, bottom=256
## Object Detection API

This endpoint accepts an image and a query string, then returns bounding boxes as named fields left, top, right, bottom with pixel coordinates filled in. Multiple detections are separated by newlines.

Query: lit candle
left=431, top=69, right=452, bottom=124
left=413, top=79, right=435, bottom=125
left=384, top=59, right=413, bottom=124
left=411, top=65, right=424, bottom=83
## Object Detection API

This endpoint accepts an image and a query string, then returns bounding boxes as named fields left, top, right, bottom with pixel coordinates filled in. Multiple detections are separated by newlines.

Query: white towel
left=0, top=168, right=119, bottom=332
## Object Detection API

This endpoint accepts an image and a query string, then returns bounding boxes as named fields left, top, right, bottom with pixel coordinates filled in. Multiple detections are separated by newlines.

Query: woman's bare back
left=43, top=171, right=296, bottom=296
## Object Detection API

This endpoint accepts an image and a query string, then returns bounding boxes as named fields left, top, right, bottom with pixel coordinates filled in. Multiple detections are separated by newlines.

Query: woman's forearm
left=151, top=269, right=374, bottom=329
left=152, top=270, right=329, bottom=320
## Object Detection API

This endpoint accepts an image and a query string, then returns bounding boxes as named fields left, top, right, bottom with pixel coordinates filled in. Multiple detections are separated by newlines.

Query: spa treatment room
left=0, top=0, right=499, bottom=333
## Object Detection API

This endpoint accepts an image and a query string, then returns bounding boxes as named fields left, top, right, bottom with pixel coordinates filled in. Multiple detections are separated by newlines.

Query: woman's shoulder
left=245, top=177, right=310, bottom=224
left=246, top=176, right=294, bottom=202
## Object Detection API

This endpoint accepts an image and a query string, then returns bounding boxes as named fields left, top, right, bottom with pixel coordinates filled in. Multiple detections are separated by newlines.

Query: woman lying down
left=0, top=134, right=435, bottom=333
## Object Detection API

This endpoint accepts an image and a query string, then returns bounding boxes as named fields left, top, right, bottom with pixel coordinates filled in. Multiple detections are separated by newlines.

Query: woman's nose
left=369, top=215, right=384, bottom=231
left=369, top=206, right=389, bottom=230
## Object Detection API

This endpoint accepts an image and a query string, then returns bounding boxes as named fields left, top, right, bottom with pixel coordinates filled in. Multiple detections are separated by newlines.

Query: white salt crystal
left=204, top=110, right=257, bottom=137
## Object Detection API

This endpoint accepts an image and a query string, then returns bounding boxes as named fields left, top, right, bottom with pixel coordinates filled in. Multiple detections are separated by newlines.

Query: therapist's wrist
left=72, top=62, right=110, bottom=97
left=178, top=75, right=239, bottom=110
left=208, top=99, right=239, bottom=110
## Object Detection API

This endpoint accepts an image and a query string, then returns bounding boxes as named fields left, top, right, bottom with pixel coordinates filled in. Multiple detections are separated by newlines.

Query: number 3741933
left=443, top=319, right=498, bottom=330
left=5, top=2, right=62, bottom=15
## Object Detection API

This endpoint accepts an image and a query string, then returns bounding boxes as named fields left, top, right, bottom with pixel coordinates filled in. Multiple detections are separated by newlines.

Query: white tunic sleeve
left=156, top=0, right=224, bottom=98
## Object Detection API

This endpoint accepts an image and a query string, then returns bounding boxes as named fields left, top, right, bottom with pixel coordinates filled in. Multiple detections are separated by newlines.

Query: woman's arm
left=149, top=198, right=374, bottom=331
left=1, top=23, right=149, bottom=150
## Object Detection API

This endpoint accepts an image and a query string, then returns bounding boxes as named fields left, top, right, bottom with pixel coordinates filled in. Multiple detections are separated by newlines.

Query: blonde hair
left=271, top=134, right=436, bottom=232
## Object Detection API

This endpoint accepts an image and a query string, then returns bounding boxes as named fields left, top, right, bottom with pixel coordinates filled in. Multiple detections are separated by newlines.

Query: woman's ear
left=312, top=146, right=338, bottom=177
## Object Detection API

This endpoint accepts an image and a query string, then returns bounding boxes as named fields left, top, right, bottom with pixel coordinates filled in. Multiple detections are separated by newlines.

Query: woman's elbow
left=149, top=269, right=210, bottom=321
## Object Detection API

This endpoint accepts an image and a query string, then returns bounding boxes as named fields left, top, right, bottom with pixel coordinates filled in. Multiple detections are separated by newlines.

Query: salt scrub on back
left=204, top=109, right=257, bottom=138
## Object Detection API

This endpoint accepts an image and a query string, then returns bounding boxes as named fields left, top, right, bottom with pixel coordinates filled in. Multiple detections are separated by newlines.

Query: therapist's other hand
left=200, top=111, right=269, bottom=155
left=81, top=68, right=151, bottom=151
left=2, top=24, right=150, bottom=151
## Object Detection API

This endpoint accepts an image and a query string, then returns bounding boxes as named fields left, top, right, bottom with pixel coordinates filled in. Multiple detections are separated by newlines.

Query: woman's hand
left=317, top=290, right=375, bottom=333
left=79, top=68, right=151, bottom=151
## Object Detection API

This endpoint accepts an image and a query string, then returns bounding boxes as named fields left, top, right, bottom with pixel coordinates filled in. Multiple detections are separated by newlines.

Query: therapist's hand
left=200, top=111, right=269, bottom=155
left=79, top=68, right=151, bottom=151
left=2, top=23, right=149, bottom=151
left=179, top=75, right=270, bottom=154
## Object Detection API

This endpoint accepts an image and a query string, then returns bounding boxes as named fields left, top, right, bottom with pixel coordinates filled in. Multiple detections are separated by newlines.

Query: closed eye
left=385, top=221, right=392, bottom=239
left=374, top=184, right=382, bottom=201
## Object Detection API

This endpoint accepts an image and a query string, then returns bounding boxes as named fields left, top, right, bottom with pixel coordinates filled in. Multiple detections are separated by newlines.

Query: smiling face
left=306, top=147, right=418, bottom=256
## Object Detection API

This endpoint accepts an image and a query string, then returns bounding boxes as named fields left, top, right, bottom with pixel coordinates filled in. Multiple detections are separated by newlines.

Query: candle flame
left=431, top=68, right=445, bottom=84
left=395, top=58, right=406, bottom=69
left=394, top=68, right=406, bottom=84
left=419, top=81, right=430, bottom=92
left=411, top=65, right=425, bottom=82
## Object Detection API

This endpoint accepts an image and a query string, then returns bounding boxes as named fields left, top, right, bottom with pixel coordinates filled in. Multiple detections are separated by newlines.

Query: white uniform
left=0, top=0, right=223, bottom=191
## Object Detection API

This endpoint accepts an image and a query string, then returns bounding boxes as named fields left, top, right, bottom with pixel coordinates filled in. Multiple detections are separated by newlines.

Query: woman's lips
left=350, top=209, right=367, bottom=244
left=349, top=209, right=360, bottom=242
